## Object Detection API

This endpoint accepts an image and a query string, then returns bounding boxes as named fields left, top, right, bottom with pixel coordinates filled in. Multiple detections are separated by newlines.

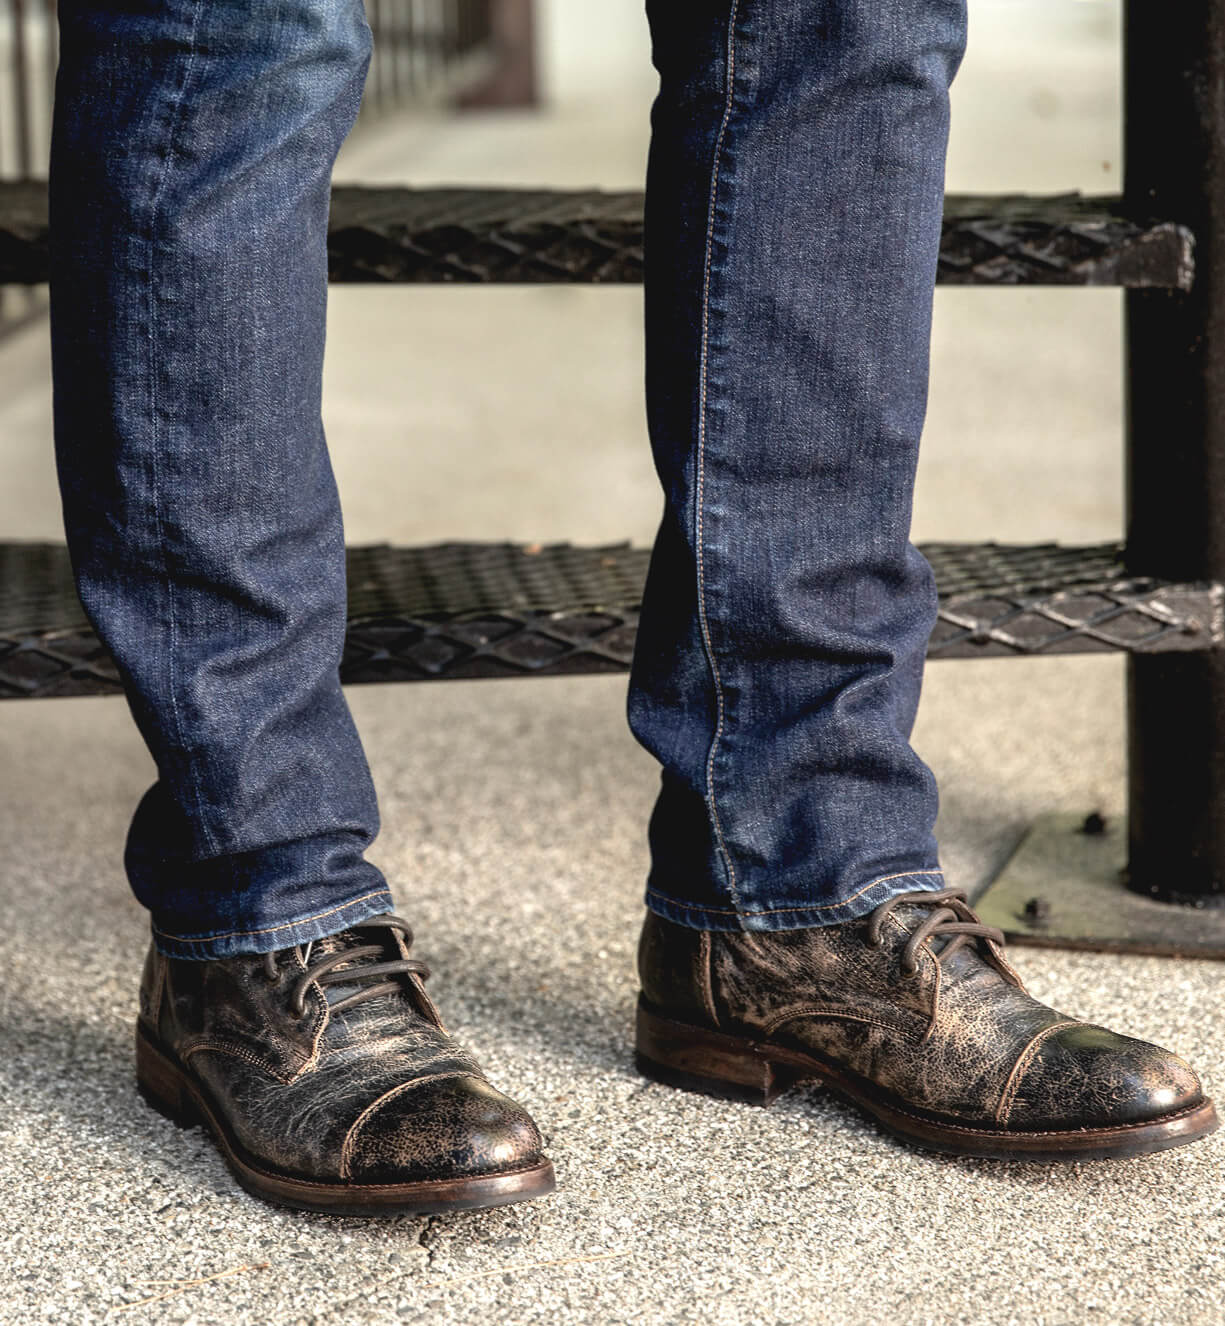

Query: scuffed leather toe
left=1002, top=1024, right=1204, bottom=1131
left=342, top=1075, right=546, bottom=1184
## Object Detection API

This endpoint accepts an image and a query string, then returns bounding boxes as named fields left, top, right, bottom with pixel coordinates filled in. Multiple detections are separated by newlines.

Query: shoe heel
left=135, top=1024, right=198, bottom=1128
left=635, top=1000, right=792, bottom=1106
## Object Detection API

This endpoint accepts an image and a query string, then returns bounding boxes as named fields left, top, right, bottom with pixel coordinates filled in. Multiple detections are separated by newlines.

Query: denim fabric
left=629, top=0, right=968, bottom=930
left=49, top=0, right=393, bottom=957
left=49, top=0, right=965, bottom=955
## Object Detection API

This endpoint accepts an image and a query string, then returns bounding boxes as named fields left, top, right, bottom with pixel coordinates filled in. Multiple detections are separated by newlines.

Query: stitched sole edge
left=635, top=998, right=1220, bottom=1161
left=136, top=1021, right=556, bottom=1215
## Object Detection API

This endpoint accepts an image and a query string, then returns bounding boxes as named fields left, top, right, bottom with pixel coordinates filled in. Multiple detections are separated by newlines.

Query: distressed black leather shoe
left=137, top=915, right=555, bottom=1214
left=636, top=889, right=1218, bottom=1160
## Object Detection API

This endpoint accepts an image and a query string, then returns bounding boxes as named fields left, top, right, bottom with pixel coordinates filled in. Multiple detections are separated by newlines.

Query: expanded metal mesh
left=2, top=540, right=1219, bottom=698
left=324, top=189, right=1193, bottom=288
left=1, top=183, right=1196, bottom=289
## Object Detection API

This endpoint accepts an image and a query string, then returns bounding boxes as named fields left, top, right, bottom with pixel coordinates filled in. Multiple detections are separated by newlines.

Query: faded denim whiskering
left=629, top=0, right=968, bottom=931
left=49, top=0, right=393, bottom=958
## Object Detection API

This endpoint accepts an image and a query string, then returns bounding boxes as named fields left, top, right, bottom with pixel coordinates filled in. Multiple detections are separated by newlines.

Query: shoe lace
left=262, top=914, right=431, bottom=1017
left=866, top=888, right=1005, bottom=976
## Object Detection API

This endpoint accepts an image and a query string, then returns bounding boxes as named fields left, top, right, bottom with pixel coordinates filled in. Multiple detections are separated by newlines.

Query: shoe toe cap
left=343, top=1074, right=546, bottom=1184
left=1004, top=1023, right=1204, bottom=1131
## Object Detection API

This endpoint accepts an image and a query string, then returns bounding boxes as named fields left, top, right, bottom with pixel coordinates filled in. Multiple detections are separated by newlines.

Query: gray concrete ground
left=2, top=3, right=1222, bottom=1323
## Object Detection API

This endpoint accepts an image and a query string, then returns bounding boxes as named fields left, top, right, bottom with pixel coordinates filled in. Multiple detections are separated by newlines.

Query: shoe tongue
left=306, top=927, right=377, bottom=965
left=300, top=924, right=418, bottom=1014
left=881, top=901, right=942, bottom=941
left=302, top=925, right=395, bottom=986
left=885, top=900, right=1004, bottom=987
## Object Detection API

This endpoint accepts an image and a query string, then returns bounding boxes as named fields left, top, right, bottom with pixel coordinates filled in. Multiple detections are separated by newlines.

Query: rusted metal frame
left=458, top=0, right=536, bottom=109
left=359, top=0, right=502, bottom=116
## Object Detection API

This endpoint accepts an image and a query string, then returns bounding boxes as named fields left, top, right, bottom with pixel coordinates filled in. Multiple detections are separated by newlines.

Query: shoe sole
left=635, top=998, right=1220, bottom=1161
left=136, top=1021, right=556, bottom=1216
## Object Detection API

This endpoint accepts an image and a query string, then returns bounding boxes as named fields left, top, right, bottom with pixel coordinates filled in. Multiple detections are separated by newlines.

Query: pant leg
left=629, top=0, right=967, bottom=930
left=49, top=0, right=394, bottom=957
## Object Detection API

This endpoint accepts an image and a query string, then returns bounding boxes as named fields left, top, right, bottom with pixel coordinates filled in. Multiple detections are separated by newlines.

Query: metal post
left=9, top=0, right=34, bottom=179
left=1124, top=0, right=1225, bottom=904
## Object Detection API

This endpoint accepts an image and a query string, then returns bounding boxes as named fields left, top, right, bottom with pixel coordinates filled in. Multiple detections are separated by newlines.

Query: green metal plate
left=974, top=813, right=1225, bottom=960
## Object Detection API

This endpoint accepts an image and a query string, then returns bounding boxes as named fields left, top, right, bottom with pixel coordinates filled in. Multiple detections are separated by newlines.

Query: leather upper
left=638, top=905, right=1204, bottom=1131
left=139, top=925, right=545, bottom=1184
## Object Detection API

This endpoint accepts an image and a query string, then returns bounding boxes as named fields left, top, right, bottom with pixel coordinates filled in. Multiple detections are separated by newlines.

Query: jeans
left=630, top=0, right=967, bottom=931
left=48, top=0, right=965, bottom=957
left=50, top=0, right=392, bottom=957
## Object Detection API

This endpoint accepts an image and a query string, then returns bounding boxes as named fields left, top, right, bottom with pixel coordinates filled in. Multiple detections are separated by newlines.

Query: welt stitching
left=145, top=0, right=216, bottom=854
left=233, top=1154, right=546, bottom=1194
left=995, top=1020, right=1080, bottom=1127
left=339, top=1072, right=473, bottom=1178
left=694, top=0, right=742, bottom=908
left=647, top=869, right=944, bottom=918
left=154, top=888, right=394, bottom=944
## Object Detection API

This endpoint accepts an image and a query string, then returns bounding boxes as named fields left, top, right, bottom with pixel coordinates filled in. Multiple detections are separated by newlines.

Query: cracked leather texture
left=140, top=927, right=545, bottom=1184
left=638, top=905, right=1204, bottom=1130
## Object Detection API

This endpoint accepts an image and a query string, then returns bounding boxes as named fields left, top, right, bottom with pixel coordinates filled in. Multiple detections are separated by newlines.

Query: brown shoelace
left=262, top=914, right=431, bottom=1017
left=866, top=887, right=1005, bottom=975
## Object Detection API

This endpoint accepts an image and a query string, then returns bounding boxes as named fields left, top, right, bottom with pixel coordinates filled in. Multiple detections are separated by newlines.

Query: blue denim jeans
left=48, top=0, right=965, bottom=957
left=50, top=0, right=393, bottom=957
left=630, top=0, right=967, bottom=931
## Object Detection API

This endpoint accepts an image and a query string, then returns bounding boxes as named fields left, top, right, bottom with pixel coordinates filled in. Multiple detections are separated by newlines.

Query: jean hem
left=645, top=870, right=947, bottom=932
left=152, top=886, right=396, bottom=959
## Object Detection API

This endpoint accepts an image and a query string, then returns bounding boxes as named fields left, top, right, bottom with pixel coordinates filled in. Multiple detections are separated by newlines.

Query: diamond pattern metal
left=1, top=180, right=1195, bottom=290
left=1, top=540, right=1219, bottom=698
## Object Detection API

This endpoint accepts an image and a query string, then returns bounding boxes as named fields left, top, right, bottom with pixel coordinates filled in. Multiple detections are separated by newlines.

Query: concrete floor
left=2, top=3, right=1223, bottom=1323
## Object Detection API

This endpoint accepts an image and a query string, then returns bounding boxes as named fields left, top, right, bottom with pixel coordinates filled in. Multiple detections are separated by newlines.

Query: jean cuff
left=645, top=869, right=947, bottom=932
left=152, top=886, right=397, bottom=960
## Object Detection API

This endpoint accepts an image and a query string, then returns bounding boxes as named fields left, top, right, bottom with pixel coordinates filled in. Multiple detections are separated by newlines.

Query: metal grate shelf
left=1, top=539, right=1219, bottom=698
left=0, top=181, right=1195, bottom=289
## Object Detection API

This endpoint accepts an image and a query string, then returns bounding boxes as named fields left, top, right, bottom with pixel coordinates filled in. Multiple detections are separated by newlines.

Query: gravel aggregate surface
left=1, top=669, right=1222, bottom=1326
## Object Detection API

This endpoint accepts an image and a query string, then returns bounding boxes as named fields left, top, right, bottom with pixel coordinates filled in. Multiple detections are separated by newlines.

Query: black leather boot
left=636, top=889, right=1217, bottom=1161
left=137, top=914, right=554, bottom=1214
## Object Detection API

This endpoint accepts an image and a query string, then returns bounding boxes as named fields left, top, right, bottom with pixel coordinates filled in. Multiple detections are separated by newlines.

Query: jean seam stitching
left=153, top=887, right=394, bottom=945
left=695, top=0, right=742, bottom=908
left=146, top=0, right=216, bottom=854
left=647, top=868, right=945, bottom=918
